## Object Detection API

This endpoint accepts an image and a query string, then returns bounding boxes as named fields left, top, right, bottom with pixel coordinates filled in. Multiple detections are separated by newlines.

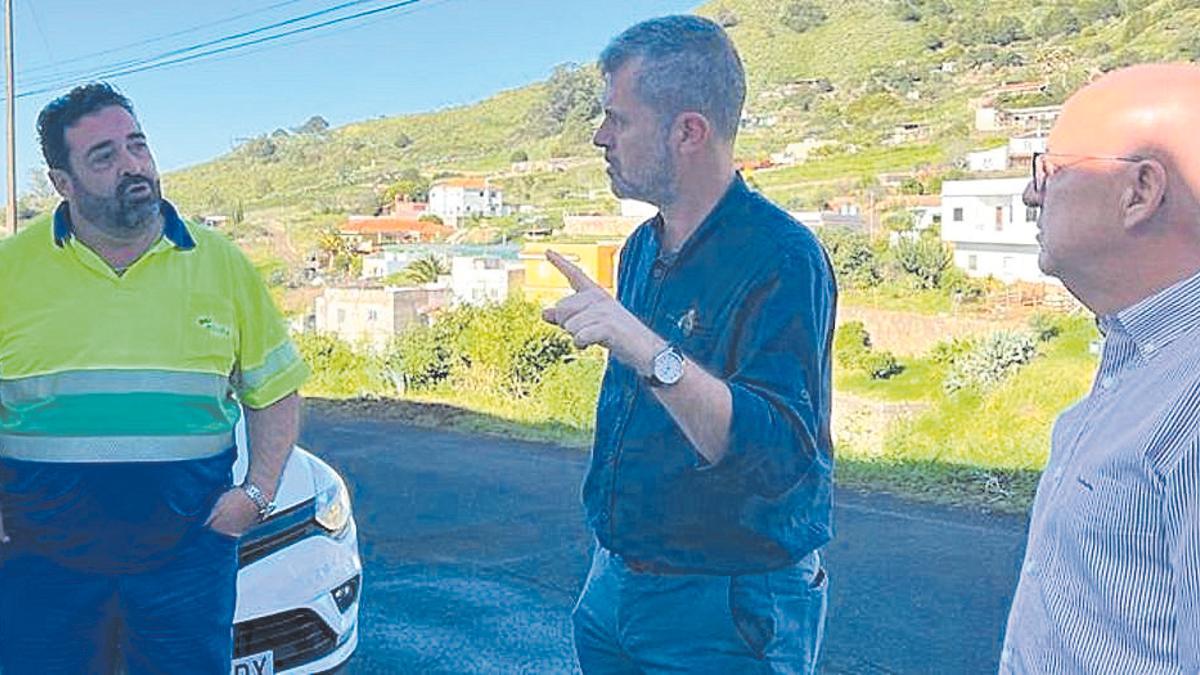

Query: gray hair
left=599, top=15, right=746, bottom=142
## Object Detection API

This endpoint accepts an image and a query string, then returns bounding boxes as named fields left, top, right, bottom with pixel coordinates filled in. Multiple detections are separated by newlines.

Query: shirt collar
left=1108, top=269, right=1200, bottom=357
left=53, top=199, right=196, bottom=251
left=651, top=172, right=751, bottom=259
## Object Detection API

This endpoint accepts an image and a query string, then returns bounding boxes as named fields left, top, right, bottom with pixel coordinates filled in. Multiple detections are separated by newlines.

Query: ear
left=47, top=168, right=73, bottom=201
left=675, top=112, right=712, bottom=155
left=1121, top=159, right=1167, bottom=232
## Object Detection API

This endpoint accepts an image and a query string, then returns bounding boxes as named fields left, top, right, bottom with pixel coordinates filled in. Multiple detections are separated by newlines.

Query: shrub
left=942, top=267, right=988, bottom=303
left=1028, top=313, right=1069, bottom=342
left=834, top=321, right=872, bottom=369
left=448, top=297, right=575, bottom=394
left=888, top=235, right=951, bottom=290
left=295, top=332, right=392, bottom=398
left=780, top=1, right=828, bottom=33
left=532, top=356, right=606, bottom=430
left=944, top=331, right=1038, bottom=393
left=1032, top=7, right=1080, bottom=37
left=890, top=0, right=922, bottom=22
left=818, top=227, right=883, bottom=289
left=929, top=336, right=977, bottom=365
left=387, top=323, right=455, bottom=390
left=861, top=350, right=903, bottom=380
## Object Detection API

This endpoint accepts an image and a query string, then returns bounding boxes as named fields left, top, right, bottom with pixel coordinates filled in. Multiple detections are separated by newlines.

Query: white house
left=941, top=177, right=1056, bottom=285
left=313, top=285, right=451, bottom=351
left=427, top=178, right=507, bottom=226
left=1008, top=133, right=1047, bottom=159
left=361, top=250, right=420, bottom=280
left=966, top=146, right=1010, bottom=173
left=449, top=256, right=525, bottom=306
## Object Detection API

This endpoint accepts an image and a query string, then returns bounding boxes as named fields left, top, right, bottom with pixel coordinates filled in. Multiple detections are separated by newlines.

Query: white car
left=228, top=442, right=362, bottom=675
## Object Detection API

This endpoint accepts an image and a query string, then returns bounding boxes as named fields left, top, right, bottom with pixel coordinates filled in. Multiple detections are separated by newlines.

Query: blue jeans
left=0, top=525, right=238, bottom=675
left=572, top=545, right=827, bottom=674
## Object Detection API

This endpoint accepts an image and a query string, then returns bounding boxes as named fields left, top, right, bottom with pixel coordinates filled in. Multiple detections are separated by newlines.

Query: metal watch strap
left=241, top=482, right=275, bottom=521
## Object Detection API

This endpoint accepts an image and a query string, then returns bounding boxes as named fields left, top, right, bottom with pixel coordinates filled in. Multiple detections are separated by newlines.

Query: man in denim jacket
left=543, top=15, right=837, bottom=674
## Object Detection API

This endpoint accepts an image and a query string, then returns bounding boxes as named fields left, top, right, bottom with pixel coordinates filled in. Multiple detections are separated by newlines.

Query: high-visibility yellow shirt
left=0, top=200, right=309, bottom=462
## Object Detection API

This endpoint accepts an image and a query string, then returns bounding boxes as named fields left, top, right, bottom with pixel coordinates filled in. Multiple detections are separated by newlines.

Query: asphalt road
left=301, top=408, right=1029, bottom=674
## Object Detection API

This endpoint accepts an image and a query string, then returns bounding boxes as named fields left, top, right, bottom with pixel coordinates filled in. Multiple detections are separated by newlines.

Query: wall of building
left=518, top=241, right=621, bottom=305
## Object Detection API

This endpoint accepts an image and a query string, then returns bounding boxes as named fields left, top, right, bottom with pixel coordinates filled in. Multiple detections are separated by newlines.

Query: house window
left=952, top=207, right=964, bottom=222
left=1002, top=256, right=1015, bottom=270
left=367, top=309, right=378, bottom=322
left=995, top=206, right=1005, bottom=230
left=967, top=254, right=978, bottom=271
left=337, top=309, right=346, bottom=324
left=1026, top=206, right=1039, bottom=222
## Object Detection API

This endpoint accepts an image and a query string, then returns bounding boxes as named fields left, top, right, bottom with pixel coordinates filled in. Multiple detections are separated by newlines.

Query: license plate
left=231, top=651, right=274, bottom=675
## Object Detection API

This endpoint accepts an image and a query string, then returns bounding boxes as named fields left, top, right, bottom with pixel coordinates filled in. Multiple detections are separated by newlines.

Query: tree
left=780, top=1, right=828, bottom=33
left=816, top=228, right=882, bottom=288
left=1036, top=7, right=1081, bottom=37
left=532, top=63, right=602, bottom=138
left=382, top=173, right=430, bottom=204
left=242, top=136, right=277, bottom=160
left=294, top=115, right=330, bottom=134
left=510, top=149, right=529, bottom=163
left=402, top=254, right=449, bottom=284
left=883, top=210, right=916, bottom=234
left=890, top=235, right=951, bottom=289
left=394, top=132, right=412, bottom=149
left=988, top=15, right=1028, bottom=46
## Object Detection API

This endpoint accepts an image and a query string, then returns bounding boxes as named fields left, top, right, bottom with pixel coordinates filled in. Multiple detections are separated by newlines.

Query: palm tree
left=403, top=254, right=449, bottom=284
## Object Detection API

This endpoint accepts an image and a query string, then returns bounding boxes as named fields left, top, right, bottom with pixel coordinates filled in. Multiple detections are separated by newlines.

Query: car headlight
left=315, top=473, right=352, bottom=536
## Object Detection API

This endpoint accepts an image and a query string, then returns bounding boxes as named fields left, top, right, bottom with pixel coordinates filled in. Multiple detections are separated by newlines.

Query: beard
left=72, top=174, right=162, bottom=232
left=607, top=129, right=677, bottom=208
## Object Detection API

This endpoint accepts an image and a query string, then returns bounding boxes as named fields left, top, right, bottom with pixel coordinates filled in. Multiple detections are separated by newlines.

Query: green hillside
left=163, top=0, right=1200, bottom=224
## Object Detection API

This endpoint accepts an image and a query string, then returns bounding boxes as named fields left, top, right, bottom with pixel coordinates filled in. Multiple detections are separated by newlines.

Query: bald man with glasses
left=1002, top=63, right=1200, bottom=672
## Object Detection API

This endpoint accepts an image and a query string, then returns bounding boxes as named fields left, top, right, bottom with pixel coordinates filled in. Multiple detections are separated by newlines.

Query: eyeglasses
left=1031, top=151, right=1142, bottom=192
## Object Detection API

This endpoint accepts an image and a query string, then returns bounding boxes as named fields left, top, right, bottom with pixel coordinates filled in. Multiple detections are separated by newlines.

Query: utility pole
left=5, top=0, right=14, bottom=234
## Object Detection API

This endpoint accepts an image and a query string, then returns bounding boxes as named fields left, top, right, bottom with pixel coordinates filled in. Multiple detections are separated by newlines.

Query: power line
left=17, top=0, right=312, bottom=78
left=20, top=0, right=58, bottom=82
left=18, top=0, right=384, bottom=92
left=123, top=0, right=450, bottom=80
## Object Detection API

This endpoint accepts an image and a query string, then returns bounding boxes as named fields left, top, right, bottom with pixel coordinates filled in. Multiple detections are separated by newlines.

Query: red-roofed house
left=340, top=216, right=453, bottom=251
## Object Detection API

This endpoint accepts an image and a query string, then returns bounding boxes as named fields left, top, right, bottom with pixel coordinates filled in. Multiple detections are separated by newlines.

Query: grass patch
left=306, top=396, right=592, bottom=449
left=842, top=285, right=957, bottom=314
left=836, top=358, right=946, bottom=402
left=836, top=315, right=1098, bottom=512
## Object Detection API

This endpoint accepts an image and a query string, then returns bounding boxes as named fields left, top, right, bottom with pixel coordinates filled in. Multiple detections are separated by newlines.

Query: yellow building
left=519, top=241, right=623, bottom=305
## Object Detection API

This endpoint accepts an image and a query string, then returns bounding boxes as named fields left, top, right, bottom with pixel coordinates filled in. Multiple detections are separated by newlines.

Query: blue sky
left=9, top=0, right=699, bottom=197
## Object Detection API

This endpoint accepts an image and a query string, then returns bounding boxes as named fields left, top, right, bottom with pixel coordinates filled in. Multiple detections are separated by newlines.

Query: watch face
left=654, top=349, right=685, bottom=385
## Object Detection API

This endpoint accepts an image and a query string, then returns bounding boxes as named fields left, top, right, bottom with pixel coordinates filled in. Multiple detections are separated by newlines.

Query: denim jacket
left=583, top=175, right=837, bottom=574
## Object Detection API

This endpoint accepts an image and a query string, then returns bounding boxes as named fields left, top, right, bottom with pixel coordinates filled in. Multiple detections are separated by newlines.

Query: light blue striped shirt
left=1002, top=271, right=1200, bottom=673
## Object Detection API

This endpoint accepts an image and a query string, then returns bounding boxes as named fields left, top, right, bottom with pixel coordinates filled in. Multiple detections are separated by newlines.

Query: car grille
left=238, top=497, right=322, bottom=567
left=234, top=608, right=339, bottom=672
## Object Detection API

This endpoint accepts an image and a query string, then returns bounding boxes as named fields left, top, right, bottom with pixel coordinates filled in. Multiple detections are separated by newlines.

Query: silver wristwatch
left=241, top=481, right=277, bottom=521
left=646, top=344, right=685, bottom=387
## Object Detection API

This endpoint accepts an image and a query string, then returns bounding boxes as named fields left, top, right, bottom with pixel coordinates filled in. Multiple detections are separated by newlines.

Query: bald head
left=1032, top=63, right=1200, bottom=315
left=1054, top=63, right=1200, bottom=197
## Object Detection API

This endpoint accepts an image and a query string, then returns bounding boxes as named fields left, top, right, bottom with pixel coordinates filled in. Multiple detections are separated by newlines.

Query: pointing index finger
left=546, top=250, right=600, bottom=292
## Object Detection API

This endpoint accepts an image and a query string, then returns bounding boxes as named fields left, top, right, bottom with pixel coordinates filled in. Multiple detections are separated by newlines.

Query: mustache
left=117, top=175, right=154, bottom=194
